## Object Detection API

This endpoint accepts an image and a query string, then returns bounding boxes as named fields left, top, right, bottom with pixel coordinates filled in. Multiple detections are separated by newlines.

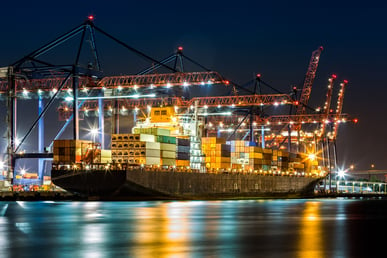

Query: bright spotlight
left=338, top=169, right=345, bottom=178
left=308, top=153, right=316, bottom=161
left=90, top=128, right=98, bottom=135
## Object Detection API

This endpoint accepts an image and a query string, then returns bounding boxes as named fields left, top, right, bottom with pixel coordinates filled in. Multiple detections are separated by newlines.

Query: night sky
left=0, top=1, right=386, bottom=171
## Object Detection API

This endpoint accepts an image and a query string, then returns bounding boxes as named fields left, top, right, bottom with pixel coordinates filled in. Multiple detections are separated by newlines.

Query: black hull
left=52, top=169, right=322, bottom=200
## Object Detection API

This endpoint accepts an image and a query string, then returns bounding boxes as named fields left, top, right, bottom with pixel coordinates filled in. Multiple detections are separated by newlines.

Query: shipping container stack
left=111, top=133, right=161, bottom=165
left=190, top=136, right=204, bottom=171
left=228, top=140, right=249, bottom=171
left=202, top=137, right=231, bottom=172
left=135, top=128, right=177, bottom=167
left=176, top=137, right=190, bottom=168
left=100, top=150, right=112, bottom=164
left=288, top=152, right=305, bottom=173
left=246, top=146, right=265, bottom=172
left=271, top=149, right=291, bottom=172
left=53, top=139, right=92, bottom=164
left=227, top=140, right=276, bottom=172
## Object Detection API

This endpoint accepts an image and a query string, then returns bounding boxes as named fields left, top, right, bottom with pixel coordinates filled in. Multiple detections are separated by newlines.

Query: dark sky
left=0, top=1, right=386, bottom=171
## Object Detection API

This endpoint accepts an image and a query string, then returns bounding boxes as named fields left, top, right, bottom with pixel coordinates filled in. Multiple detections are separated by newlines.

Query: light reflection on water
left=0, top=198, right=386, bottom=257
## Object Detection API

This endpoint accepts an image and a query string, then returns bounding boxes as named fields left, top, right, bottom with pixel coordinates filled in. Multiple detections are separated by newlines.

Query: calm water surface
left=1, top=198, right=386, bottom=257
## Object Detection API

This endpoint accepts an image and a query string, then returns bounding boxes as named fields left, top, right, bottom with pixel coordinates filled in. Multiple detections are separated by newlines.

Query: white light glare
left=90, top=128, right=98, bottom=135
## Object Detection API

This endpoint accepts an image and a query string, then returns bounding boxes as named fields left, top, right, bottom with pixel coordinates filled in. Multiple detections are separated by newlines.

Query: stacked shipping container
left=53, top=139, right=93, bottom=163
left=111, top=133, right=160, bottom=165
left=176, top=137, right=190, bottom=167
left=202, top=137, right=231, bottom=171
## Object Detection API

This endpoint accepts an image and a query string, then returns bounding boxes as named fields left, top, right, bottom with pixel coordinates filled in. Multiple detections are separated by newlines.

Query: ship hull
left=52, top=169, right=322, bottom=200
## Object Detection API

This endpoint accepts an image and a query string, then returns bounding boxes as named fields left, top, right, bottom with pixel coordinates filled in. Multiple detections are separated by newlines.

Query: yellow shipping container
left=160, top=143, right=176, bottom=151
left=215, top=157, right=231, bottom=163
left=252, top=153, right=263, bottom=159
left=161, top=158, right=175, bottom=166
left=161, top=150, right=176, bottom=158
left=176, top=160, right=190, bottom=167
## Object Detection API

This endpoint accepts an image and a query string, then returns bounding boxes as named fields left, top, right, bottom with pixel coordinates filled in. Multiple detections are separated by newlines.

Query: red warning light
left=178, top=46, right=183, bottom=51
left=353, top=118, right=358, bottom=123
left=294, top=101, right=299, bottom=105
left=256, top=73, right=261, bottom=78
left=332, top=74, right=337, bottom=79
left=88, top=15, right=94, bottom=21
left=224, top=80, right=230, bottom=85
left=343, top=79, right=348, bottom=84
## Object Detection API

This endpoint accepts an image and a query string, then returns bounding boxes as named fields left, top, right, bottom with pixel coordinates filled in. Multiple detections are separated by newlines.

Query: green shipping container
left=156, top=135, right=176, bottom=144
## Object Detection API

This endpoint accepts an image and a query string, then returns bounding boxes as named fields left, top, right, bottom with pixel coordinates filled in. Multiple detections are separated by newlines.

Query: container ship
left=51, top=106, right=325, bottom=200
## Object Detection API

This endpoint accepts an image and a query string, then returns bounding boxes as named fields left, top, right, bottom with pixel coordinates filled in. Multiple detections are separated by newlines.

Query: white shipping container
left=145, top=157, right=160, bottom=165
left=101, top=158, right=112, bottom=163
left=160, top=143, right=176, bottom=151
left=101, top=149, right=112, bottom=158
left=161, top=150, right=176, bottom=158
left=145, top=142, right=161, bottom=149
left=146, top=149, right=161, bottom=157
left=140, top=134, right=156, bottom=142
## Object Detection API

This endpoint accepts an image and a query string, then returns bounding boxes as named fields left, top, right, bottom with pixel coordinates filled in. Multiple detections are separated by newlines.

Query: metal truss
left=57, top=93, right=294, bottom=116
left=98, top=71, right=227, bottom=88
left=0, top=71, right=226, bottom=94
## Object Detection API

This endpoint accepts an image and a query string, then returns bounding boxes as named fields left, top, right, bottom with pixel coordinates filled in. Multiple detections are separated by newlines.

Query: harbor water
left=1, top=198, right=386, bottom=257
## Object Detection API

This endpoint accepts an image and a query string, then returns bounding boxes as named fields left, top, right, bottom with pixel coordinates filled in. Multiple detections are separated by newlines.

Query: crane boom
left=0, top=71, right=228, bottom=94
left=319, top=74, right=336, bottom=137
left=295, top=46, right=323, bottom=115
left=331, top=80, right=348, bottom=139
